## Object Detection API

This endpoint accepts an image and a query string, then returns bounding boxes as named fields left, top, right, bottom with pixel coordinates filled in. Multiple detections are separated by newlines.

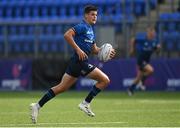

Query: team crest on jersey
left=144, top=42, right=148, bottom=46
left=87, top=30, right=93, bottom=35
left=88, top=64, right=93, bottom=69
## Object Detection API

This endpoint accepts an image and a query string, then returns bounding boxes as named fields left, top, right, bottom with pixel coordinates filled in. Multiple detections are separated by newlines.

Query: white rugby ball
left=98, top=43, right=113, bottom=62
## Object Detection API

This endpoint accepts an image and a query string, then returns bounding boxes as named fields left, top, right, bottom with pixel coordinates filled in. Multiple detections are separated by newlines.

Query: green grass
left=0, top=91, right=180, bottom=127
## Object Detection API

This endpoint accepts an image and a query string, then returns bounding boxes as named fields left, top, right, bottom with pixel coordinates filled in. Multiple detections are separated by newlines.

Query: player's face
left=85, top=11, right=97, bottom=25
left=147, top=30, right=156, bottom=39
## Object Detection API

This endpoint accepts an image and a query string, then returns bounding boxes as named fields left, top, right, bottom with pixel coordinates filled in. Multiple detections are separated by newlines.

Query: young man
left=128, top=27, right=161, bottom=95
left=30, top=5, right=115, bottom=123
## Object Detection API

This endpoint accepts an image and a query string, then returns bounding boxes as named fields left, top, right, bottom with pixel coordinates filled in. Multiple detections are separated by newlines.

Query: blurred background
left=0, top=0, right=179, bottom=91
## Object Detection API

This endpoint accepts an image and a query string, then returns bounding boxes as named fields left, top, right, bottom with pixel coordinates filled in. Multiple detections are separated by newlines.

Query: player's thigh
left=144, top=64, right=154, bottom=73
left=87, top=67, right=110, bottom=83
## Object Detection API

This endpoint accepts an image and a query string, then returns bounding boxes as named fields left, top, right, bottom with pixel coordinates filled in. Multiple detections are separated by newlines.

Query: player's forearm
left=92, top=44, right=100, bottom=54
left=93, top=47, right=100, bottom=54
left=129, top=44, right=135, bottom=56
left=129, top=38, right=136, bottom=56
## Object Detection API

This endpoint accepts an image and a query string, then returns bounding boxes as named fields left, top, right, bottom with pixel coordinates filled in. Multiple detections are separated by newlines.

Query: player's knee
left=149, top=68, right=154, bottom=75
left=102, top=76, right=110, bottom=87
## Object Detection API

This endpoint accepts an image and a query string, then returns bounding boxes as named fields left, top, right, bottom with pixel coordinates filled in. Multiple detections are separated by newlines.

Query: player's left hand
left=109, top=49, right=116, bottom=59
left=156, top=44, right=161, bottom=49
left=156, top=44, right=161, bottom=53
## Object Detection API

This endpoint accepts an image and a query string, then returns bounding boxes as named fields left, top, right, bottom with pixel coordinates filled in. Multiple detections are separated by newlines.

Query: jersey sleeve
left=72, top=24, right=86, bottom=35
left=156, top=39, right=160, bottom=45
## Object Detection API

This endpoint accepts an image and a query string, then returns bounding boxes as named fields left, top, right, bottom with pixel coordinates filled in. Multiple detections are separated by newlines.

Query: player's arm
left=91, top=43, right=100, bottom=55
left=155, top=43, right=161, bottom=54
left=64, top=29, right=88, bottom=60
left=129, top=37, right=136, bottom=56
left=92, top=43, right=116, bottom=58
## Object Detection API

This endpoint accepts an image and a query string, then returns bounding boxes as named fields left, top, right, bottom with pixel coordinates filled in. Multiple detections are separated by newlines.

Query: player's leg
left=85, top=67, right=110, bottom=102
left=137, top=64, right=154, bottom=91
left=51, top=73, right=78, bottom=94
left=30, top=73, right=77, bottom=123
left=79, top=67, right=110, bottom=117
left=141, top=64, right=154, bottom=84
left=128, top=54, right=152, bottom=95
left=38, top=73, right=77, bottom=107
left=142, top=64, right=154, bottom=79
left=128, top=69, right=143, bottom=95
left=128, top=54, right=146, bottom=95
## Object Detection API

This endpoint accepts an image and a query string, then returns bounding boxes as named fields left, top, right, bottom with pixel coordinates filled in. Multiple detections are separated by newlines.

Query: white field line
left=0, top=121, right=126, bottom=127
left=115, top=99, right=180, bottom=104
left=0, top=108, right=180, bottom=115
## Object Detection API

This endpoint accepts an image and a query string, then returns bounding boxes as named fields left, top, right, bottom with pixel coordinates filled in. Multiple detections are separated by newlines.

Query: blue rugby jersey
left=71, top=20, right=95, bottom=61
left=135, top=37, right=159, bottom=56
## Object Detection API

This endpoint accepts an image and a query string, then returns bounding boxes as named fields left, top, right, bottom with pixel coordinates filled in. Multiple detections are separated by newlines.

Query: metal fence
left=0, top=0, right=179, bottom=59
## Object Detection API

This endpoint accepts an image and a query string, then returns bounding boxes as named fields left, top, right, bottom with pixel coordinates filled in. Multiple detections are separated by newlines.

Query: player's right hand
left=76, top=48, right=88, bottom=61
left=109, top=48, right=116, bottom=59
left=129, top=49, right=135, bottom=57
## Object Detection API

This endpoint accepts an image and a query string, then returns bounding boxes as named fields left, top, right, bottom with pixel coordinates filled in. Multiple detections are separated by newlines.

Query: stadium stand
left=0, top=26, right=4, bottom=53
left=2, top=0, right=179, bottom=56
left=158, top=13, right=180, bottom=52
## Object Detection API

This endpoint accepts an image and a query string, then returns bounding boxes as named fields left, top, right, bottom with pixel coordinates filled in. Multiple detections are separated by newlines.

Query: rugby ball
left=98, top=43, right=113, bottom=62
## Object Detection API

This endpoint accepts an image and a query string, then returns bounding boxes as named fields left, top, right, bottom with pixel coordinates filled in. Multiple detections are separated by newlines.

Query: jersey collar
left=82, top=19, right=92, bottom=27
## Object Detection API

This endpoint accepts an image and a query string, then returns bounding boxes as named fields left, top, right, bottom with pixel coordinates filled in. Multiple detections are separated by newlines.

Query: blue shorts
left=65, top=59, right=96, bottom=77
left=137, top=54, right=151, bottom=71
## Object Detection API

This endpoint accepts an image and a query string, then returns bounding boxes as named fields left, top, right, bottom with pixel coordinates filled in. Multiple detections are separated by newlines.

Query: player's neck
left=147, top=36, right=153, bottom=41
left=83, top=19, right=92, bottom=26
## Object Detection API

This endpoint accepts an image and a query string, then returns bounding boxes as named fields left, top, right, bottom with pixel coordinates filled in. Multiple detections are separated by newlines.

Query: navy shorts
left=137, top=54, right=150, bottom=71
left=65, top=60, right=96, bottom=77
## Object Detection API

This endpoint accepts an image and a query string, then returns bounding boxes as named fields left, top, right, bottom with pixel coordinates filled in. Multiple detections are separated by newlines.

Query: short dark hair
left=84, top=5, right=98, bottom=14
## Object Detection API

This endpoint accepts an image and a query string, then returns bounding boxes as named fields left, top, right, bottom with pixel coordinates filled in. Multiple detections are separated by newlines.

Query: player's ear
left=84, top=13, right=88, bottom=19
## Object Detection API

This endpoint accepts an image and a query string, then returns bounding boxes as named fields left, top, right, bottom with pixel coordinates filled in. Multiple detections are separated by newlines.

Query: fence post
left=34, top=24, right=40, bottom=58
left=3, top=25, right=8, bottom=57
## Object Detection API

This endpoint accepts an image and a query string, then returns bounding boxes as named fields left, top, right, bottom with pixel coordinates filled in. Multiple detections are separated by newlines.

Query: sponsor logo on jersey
left=84, top=39, right=93, bottom=43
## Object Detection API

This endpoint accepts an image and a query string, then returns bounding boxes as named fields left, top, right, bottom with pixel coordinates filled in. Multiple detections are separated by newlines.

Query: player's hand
left=76, top=48, right=88, bottom=61
left=109, top=48, right=116, bottom=59
left=155, top=44, right=161, bottom=55
left=156, top=44, right=161, bottom=49
left=129, top=49, right=135, bottom=57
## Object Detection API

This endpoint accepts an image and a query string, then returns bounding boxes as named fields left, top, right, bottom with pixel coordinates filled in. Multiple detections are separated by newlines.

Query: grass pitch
left=0, top=91, right=180, bottom=127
